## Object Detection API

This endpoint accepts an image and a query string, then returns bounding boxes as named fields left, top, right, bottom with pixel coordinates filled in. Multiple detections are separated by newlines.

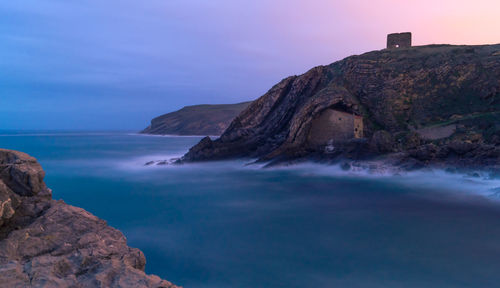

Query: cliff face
left=142, top=102, right=251, bottom=136
left=0, top=149, right=177, bottom=288
left=183, top=44, right=500, bottom=168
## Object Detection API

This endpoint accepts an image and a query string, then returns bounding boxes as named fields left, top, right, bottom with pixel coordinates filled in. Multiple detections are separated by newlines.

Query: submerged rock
left=0, top=149, right=178, bottom=288
left=340, top=162, right=351, bottom=171
left=144, top=158, right=180, bottom=166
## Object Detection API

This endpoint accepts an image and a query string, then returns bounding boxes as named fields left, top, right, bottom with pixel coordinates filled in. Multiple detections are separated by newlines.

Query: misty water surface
left=1, top=131, right=500, bottom=288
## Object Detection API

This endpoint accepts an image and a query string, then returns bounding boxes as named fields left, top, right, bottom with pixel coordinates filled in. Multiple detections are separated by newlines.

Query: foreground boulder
left=0, top=149, right=178, bottom=288
left=182, top=44, right=500, bottom=169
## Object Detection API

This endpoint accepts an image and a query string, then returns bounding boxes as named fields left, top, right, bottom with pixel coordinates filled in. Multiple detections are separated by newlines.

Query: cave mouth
left=327, top=102, right=355, bottom=115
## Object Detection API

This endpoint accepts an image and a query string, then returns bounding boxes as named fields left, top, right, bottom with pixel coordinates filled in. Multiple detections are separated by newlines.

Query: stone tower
left=387, top=32, right=412, bottom=49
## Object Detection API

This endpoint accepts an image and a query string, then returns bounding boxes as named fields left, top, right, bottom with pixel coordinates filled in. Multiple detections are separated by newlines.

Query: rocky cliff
left=183, top=44, right=500, bottom=170
left=142, top=102, right=251, bottom=136
left=0, top=149, right=178, bottom=288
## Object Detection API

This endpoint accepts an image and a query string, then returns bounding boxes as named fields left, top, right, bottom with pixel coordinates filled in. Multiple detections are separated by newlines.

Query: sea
left=1, top=131, right=500, bottom=288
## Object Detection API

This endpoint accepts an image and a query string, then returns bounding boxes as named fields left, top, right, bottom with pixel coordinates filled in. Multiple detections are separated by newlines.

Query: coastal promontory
left=183, top=44, right=500, bottom=170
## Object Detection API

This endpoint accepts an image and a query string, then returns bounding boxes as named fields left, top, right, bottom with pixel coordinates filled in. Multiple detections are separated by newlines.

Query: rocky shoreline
left=0, top=149, right=178, bottom=288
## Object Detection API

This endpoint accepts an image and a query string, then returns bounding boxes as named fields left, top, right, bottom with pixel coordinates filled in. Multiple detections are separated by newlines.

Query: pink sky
left=261, top=0, right=500, bottom=48
left=340, top=0, right=500, bottom=45
left=180, top=0, right=500, bottom=73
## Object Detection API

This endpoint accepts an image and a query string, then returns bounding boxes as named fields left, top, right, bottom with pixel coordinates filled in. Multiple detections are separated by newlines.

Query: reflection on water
left=1, top=132, right=500, bottom=288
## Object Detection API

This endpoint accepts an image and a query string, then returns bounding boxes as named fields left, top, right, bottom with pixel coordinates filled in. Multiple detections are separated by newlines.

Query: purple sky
left=1, top=0, right=499, bottom=130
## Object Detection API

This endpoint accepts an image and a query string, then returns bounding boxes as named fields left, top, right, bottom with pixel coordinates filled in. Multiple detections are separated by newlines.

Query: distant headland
left=142, top=102, right=251, bottom=136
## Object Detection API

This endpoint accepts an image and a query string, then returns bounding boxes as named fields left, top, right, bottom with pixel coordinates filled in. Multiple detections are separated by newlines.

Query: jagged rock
left=182, top=44, right=500, bottom=169
left=0, top=149, right=178, bottom=288
left=0, top=150, right=48, bottom=198
left=183, top=136, right=217, bottom=161
left=370, top=131, right=394, bottom=153
left=342, top=139, right=370, bottom=159
left=448, top=141, right=478, bottom=155
left=402, top=132, right=422, bottom=150
left=144, top=158, right=180, bottom=166
left=340, top=162, right=351, bottom=171
left=409, top=144, right=439, bottom=162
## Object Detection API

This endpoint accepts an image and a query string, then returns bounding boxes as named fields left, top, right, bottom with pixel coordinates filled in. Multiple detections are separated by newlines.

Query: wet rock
left=402, top=132, right=422, bottom=150
left=448, top=141, right=478, bottom=155
left=182, top=136, right=217, bottom=161
left=410, top=144, right=439, bottom=161
left=144, top=158, right=182, bottom=166
left=370, top=131, right=394, bottom=153
left=343, top=138, right=370, bottom=159
left=468, top=172, right=481, bottom=178
left=340, top=162, right=351, bottom=171
left=400, top=158, right=425, bottom=171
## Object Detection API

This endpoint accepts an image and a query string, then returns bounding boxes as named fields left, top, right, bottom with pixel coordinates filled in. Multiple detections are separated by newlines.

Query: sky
left=1, top=0, right=500, bottom=130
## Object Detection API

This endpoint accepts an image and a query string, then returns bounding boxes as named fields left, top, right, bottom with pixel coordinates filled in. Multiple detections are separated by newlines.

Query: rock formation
left=0, top=149, right=178, bottom=288
left=142, top=102, right=251, bottom=136
left=182, top=44, right=500, bottom=170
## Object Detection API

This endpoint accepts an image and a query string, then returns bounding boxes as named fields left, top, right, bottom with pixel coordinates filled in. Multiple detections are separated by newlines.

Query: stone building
left=387, top=32, right=412, bottom=49
left=307, top=109, right=363, bottom=146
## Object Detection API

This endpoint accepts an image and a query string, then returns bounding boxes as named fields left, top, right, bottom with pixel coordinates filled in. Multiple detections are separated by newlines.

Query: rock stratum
left=0, top=149, right=178, bottom=288
left=183, top=44, right=500, bottom=170
left=142, top=102, right=251, bottom=136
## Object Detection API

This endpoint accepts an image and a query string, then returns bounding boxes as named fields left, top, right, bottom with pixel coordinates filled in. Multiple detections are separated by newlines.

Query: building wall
left=307, top=109, right=363, bottom=146
left=387, top=32, right=412, bottom=49
left=354, top=115, right=363, bottom=138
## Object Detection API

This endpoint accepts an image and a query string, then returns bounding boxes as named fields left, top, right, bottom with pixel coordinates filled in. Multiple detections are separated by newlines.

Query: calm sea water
left=2, top=131, right=500, bottom=288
